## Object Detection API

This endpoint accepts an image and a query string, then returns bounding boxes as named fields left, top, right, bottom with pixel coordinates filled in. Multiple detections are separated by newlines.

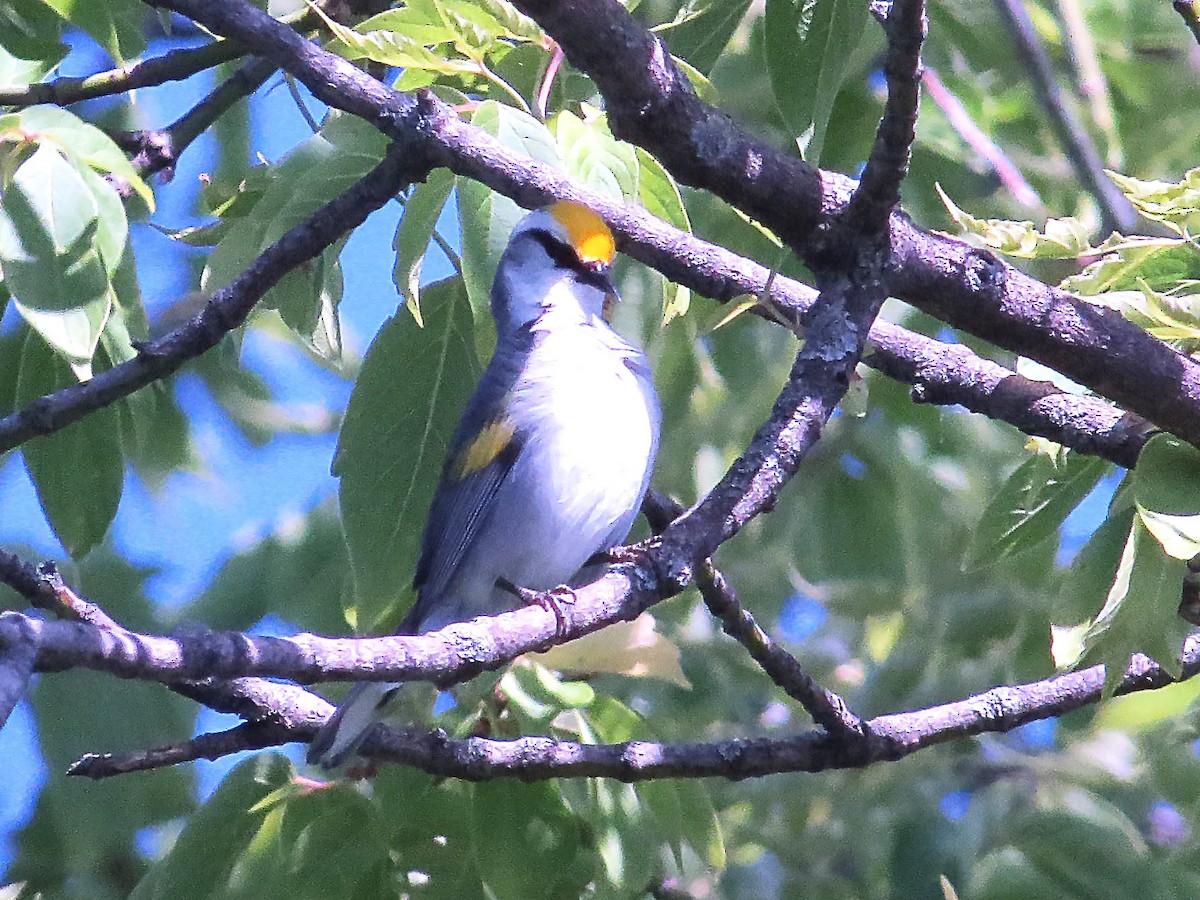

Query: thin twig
left=116, top=56, right=278, bottom=181
left=284, top=72, right=322, bottom=134
left=644, top=492, right=865, bottom=739
left=0, top=551, right=123, bottom=629
left=0, top=4, right=324, bottom=109
left=1054, top=0, right=1121, bottom=167
left=535, top=44, right=564, bottom=121
left=992, top=0, right=1137, bottom=234
left=0, top=41, right=245, bottom=108
left=68, top=721, right=294, bottom=778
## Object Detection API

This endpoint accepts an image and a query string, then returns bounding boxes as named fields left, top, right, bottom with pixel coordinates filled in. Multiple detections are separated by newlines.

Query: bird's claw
left=496, top=576, right=574, bottom=647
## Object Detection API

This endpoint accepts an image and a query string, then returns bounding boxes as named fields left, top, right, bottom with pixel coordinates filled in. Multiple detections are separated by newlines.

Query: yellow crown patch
left=548, top=201, right=615, bottom=267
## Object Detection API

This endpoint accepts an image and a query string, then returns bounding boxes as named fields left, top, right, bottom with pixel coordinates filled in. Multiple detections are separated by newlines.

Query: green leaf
left=1081, top=517, right=1190, bottom=693
left=336, top=277, right=480, bottom=632
left=342, top=6, right=457, bottom=47
left=1009, top=804, right=1158, bottom=900
left=16, top=330, right=123, bottom=557
left=937, top=185, right=1093, bottom=259
left=1062, top=235, right=1200, bottom=297
left=14, top=670, right=193, bottom=892
left=471, top=781, right=591, bottom=900
left=660, top=0, right=754, bottom=74
left=1134, top=433, right=1200, bottom=559
left=9, top=104, right=155, bottom=209
left=314, top=2, right=482, bottom=76
left=1107, top=166, right=1200, bottom=235
left=393, top=168, right=455, bottom=324
left=552, top=109, right=638, bottom=203
left=764, top=0, right=870, bottom=163
left=964, top=451, right=1109, bottom=571
left=203, top=113, right=386, bottom=344
left=182, top=504, right=350, bottom=635
left=35, top=0, right=145, bottom=62
left=277, top=236, right=346, bottom=365
left=456, top=101, right=561, bottom=350
left=374, top=769, right=480, bottom=897
left=0, top=0, right=66, bottom=69
left=636, top=148, right=693, bottom=322
left=129, top=755, right=295, bottom=900
left=0, top=142, right=111, bottom=369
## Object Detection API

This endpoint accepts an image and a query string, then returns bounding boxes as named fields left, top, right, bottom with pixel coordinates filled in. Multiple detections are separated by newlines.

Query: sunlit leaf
left=393, top=168, right=455, bottom=324
left=938, top=184, right=1093, bottom=259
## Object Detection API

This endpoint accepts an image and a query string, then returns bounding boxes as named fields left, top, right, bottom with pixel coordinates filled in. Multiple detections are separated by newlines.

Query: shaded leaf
left=1134, top=433, right=1200, bottom=559
left=0, top=142, right=110, bottom=369
left=764, top=0, right=869, bottom=163
left=15, top=331, right=123, bottom=557
left=35, top=0, right=145, bottom=62
left=964, top=451, right=1108, bottom=571
left=471, top=780, right=591, bottom=900
left=531, top=613, right=692, bottom=688
left=336, top=277, right=479, bottom=632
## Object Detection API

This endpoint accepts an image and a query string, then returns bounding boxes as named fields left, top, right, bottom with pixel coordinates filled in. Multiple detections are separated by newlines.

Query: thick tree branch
left=0, top=104, right=1144, bottom=477
left=510, top=0, right=1200, bottom=447
left=0, top=139, right=429, bottom=454
left=991, top=0, right=1137, bottom=234
left=65, top=633, right=1200, bottom=781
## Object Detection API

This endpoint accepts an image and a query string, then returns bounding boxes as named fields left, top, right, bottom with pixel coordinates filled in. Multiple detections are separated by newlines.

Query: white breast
left=505, top=317, right=660, bottom=584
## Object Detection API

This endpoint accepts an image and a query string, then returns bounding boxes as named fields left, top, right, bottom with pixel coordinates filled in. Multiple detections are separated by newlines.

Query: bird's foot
left=496, top=576, right=575, bottom=646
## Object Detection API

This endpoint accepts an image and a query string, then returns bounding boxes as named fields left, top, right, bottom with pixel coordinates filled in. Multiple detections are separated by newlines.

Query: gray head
left=491, top=201, right=618, bottom=335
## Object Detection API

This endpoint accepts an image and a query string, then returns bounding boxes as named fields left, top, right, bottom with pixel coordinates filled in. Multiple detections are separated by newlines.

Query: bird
left=307, top=200, right=661, bottom=768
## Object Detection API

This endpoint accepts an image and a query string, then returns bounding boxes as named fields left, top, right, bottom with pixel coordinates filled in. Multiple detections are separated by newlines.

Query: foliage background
left=2, top=0, right=1200, bottom=897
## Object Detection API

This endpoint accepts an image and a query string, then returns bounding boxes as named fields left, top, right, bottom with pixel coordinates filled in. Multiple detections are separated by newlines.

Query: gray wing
left=404, top=335, right=530, bottom=632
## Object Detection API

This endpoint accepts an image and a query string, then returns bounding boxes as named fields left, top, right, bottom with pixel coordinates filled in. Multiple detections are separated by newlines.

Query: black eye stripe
left=527, top=229, right=612, bottom=291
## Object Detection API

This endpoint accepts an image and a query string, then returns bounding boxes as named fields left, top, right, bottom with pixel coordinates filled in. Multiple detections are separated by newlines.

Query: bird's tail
left=306, top=681, right=399, bottom=769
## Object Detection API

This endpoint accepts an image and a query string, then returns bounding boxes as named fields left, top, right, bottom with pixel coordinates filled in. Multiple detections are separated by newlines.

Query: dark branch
left=0, top=40, right=246, bottom=108
left=68, top=721, right=294, bottom=779
left=117, top=56, right=278, bottom=181
left=847, top=0, right=926, bottom=233
left=991, top=0, right=1138, bottom=234
left=0, top=139, right=429, bottom=454
left=78, top=0, right=1154, bottom=471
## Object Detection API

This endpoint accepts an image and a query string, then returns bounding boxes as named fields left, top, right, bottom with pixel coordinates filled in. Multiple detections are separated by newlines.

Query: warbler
left=308, top=200, right=661, bottom=768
